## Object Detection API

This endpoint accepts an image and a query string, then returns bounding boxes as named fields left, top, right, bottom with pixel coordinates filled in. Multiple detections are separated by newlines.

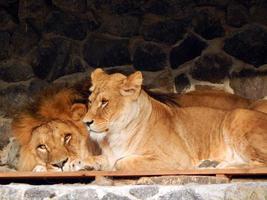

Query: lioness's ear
left=71, top=103, right=87, bottom=121
left=120, top=71, right=143, bottom=97
left=91, top=68, right=105, bottom=83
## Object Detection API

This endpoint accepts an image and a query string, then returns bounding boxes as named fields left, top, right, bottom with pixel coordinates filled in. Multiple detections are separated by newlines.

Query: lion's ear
left=71, top=103, right=87, bottom=121
left=120, top=71, right=143, bottom=97
left=91, top=68, right=105, bottom=84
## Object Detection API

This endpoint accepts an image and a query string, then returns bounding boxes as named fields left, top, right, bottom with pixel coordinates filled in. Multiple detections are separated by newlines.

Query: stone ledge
left=1, top=182, right=267, bottom=200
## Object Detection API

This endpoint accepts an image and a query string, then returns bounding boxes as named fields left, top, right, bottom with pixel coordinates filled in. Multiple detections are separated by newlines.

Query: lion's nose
left=85, top=120, right=94, bottom=127
left=52, top=158, right=68, bottom=169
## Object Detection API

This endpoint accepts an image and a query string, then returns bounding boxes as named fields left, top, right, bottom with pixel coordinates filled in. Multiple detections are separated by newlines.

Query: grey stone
left=175, top=74, right=191, bottom=93
left=0, top=117, right=12, bottom=150
left=32, top=37, right=72, bottom=81
left=52, top=0, right=87, bottom=13
left=98, top=14, right=140, bottom=37
left=44, top=10, right=88, bottom=40
left=0, top=82, right=31, bottom=117
left=226, top=3, right=249, bottom=27
left=230, top=69, right=267, bottom=100
left=102, top=193, right=130, bottom=200
left=191, top=53, right=232, bottom=83
left=129, top=186, right=159, bottom=199
left=83, top=33, right=131, bottom=67
left=133, top=42, right=167, bottom=72
left=0, top=9, right=17, bottom=32
left=0, top=186, right=21, bottom=200
left=250, top=4, right=267, bottom=26
left=10, top=23, right=40, bottom=56
left=170, top=34, right=207, bottom=69
left=18, top=0, right=49, bottom=31
left=0, top=60, right=34, bottom=82
left=58, top=189, right=98, bottom=200
left=193, top=9, right=225, bottom=40
left=0, top=31, right=11, bottom=61
left=194, top=0, right=230, bottom=7
left=24, top=188, right=56, bottom=200
left=223, top=24, right=267, bottom=67
left=141, top=18, right=190, bottom=45
left=159, top=189, right=203, bottom=200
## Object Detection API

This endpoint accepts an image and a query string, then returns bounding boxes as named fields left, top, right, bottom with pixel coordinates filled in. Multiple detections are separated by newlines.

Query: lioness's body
left=83, top=69, right=267, bottom=171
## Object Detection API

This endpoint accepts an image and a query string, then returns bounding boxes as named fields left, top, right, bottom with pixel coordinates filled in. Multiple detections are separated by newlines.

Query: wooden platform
left=1, top=168, right=267, bottom=180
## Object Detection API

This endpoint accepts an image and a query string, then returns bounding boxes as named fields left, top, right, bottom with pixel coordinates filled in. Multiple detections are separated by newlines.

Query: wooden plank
left=0, top=167, right=267, bottom=179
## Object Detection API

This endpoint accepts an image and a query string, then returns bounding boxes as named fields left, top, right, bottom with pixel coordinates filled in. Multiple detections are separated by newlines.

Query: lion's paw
left=69, top=159, right=101, bottom=171
left=32, top=165, right=48, bottom=172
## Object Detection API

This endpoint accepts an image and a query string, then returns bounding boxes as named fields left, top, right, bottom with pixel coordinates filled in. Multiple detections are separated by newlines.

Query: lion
left=82, top=68, right=267, bottom=171
left=12, top=86, right=100, bottom=171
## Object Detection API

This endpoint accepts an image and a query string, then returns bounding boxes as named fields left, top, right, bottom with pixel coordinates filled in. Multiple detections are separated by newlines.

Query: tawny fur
left=12, top=86, right=99, bottom=171
left=83, top=69, right=267, bottom=171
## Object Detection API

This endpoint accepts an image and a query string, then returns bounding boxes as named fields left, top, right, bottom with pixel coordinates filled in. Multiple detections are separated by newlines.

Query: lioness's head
left=83, top=69, right=143, bottom=139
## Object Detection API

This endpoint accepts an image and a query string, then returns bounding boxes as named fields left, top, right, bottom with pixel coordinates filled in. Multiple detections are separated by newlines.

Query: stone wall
left=0, top=0, right=267, bottom=162
left=1, top=182, right=267, bottom=200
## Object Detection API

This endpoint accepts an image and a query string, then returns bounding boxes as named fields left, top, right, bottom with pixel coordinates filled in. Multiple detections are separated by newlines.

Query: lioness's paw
left=32, top=165, right=48, bottom=172
left=69, top=159, right=101, bottom=171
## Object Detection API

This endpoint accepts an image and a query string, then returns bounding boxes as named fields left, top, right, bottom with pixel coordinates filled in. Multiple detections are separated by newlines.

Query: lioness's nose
left=85, top=120, right=94, bottom=127
left=52, top=158, right=68, bottom=169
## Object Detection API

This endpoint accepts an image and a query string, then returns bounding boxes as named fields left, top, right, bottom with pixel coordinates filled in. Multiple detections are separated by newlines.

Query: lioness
left=82, top=69, right=267, bottom=171
left=12, top=87, right=99, bottom=171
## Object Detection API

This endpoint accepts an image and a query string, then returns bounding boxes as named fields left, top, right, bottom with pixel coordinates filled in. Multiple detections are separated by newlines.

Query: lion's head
left=83, top=68, right=143, bottom=141
left=12, top=87, right=99, bottom=171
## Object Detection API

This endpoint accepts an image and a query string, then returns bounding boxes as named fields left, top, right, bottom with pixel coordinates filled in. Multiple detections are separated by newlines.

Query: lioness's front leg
left=68, top=155, right=108, bottom=171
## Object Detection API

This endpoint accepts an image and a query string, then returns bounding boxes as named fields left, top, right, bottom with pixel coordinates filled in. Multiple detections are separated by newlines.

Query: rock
left=83, top=33, right=131, bottom=67
left=159, top=189, right=202, bottom=200
left=24, top=188, right=56, bottom=200
left=58, top=189, right=98, bottom=200
left=102, top=193, right=130, bottom=200
left=0, top=9, right=17, bottom=32
left=28, top=78, right=49, bottom=93
left=0, top=186, right=21, bottom=200
left=98, top=14, right=140, bottom=37
left=223, top=25, right=267, bottom=67
left=141, top=18, right=190, bottom=45
left=32, top=37, right=71, bottom=81
left=18, top=0, right=49, bottom=31
left=0, top=60, right=34, bottom=82
left=142, top=70, right=174, bottom=92
left=52, top=0, right=87, bottom=13
left=0, top=83, right=31, bottom=117
left=193, top=9, right=225, bottom=40
left=226, top=3, right=249, bottom=27
left=133, top=42, right=167, bottom=72
left=0, top=117, right=12, bottom=150
left=194, top=0, right=230, bottom=7
left=0, top=31, right=11, bottom=61
left=175, top=74, right=191, bottom=93
left=10, top=23, right=40, bottom=56
left=129, top=186, right=159, bottom=199
left=104, top=65, right=135, bottom=76
left=230, top=69, right=267, bottom=100
left=190, top=53, right=232, bottom=83
left=250, top=4, right=267, bottom=26
left=170, top=34, right=207, bottom=69
left=143, top=0, right=172, bottom=15
left=137, top=175, right=228, bottom=185
left=0, top=137, right=20, bottom=169
left=53, top=71, right=91, bottom=87
left=44, top=11, right=87, bottom=40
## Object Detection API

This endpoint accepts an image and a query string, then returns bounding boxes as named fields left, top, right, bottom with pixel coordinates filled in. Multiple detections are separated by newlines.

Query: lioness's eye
left=64, top=134, right=72, bottom=144
left=37, top=144, right=47, bottom=150
left=101, top=98, right=108, bottom=107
